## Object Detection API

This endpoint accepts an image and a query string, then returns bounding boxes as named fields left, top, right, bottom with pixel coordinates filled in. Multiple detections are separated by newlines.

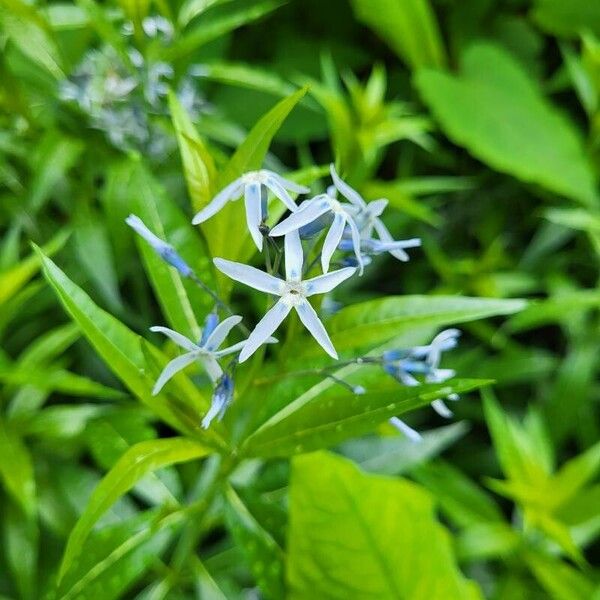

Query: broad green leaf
left=288, top=452, right=482, bottom=599
left=169, top=91, right=217, bottom=214
left=531, top=0, right=600, bottom=39
left=0, top=229, right=68, bottom=307
left=338, top=421, right=469, bottom=476
left=58, top=438, right=210, bottom=582
left=56, top=508, right=184, bottom=600
left=203, top=87, right=307, bottom=274
left=35, top=249, right=219, bottom=442
left=325, top=295, right=526, bottom=353
left=415, top=43, right=598, bottom=205
left=130, top=159, right=215, bottom=337
left=224, top=486, right=285, bottom=599
left=243, top=379, right=488, bottom=458
left=0, top=418, right=36, bottom=517
left=350, top=0, right=446, bottom=69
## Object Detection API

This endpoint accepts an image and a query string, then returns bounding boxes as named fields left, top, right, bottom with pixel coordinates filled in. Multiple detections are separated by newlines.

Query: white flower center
left=281, top=281, right=306, bottom=306
left=242, top=170, right=268, bottom=184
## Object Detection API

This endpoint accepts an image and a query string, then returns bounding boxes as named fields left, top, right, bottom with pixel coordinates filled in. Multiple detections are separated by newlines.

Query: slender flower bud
left=202, top=373, right=234, bottom=429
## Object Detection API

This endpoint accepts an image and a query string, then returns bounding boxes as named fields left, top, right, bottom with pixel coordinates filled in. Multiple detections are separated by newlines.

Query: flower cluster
left=59, top=18, right=208, bottom=155
left=128, top=164, right=459, bottom=435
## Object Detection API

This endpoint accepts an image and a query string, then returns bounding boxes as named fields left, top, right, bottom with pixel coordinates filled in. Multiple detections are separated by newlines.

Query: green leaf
left=531, top=0, right=600, bottom=39
left=325, top=295, right=526, bottom=353
left=243, top=379, right=489, bottom=458
left=350, top=0, right=446, bottom=69
left=415, top=43, right=598, bottom=205
left=130, top=159, right=215, bottom=337
left=0, top=418, right=36, bottom=517
left=56, top=508, right=184, bottom=600
left=288, top=452, right=482, bottom=599
left=35, top=249, right=219, bottom=442
left=169, top=91, right=217, bottom=214
left=224, top=486, right=285, bottom=599
left=58, top=438, right=210, bottom=582
left=203, top=87, right=307, bottom=272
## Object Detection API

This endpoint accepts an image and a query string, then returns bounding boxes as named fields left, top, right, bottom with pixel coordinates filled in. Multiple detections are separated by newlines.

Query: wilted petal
left=295, top=299, right=337, bottom=359
left=191, top=179, right=243, bottom=224
left=204, top=315, right=243, bottom=351
left=153, top=353, right=197, bottom=394
left=321, top=213, right=346, bottom=273
left=150, top=326, right=199, bottom=352
left=285, top=229, right=304, bottom=281
left=213, top=258, right=282, bottom=295
left=239, top=299, right=292, bottom=363
left=264, top=175, right=299, bottom=213
left=389, top=417, right=422, bottom=442
left=304, top=267, right=356, bottom=296
left=245, top=181, right=263, bottom=250
left=330, top=164, right=366, bottom=209
left=269, top=196, right=331, bottom=237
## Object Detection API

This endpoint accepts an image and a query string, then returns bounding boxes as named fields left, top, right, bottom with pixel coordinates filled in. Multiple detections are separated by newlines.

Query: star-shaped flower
left=269, top=184, right=365, bottom=275
left=191, top=170, right=310, bottom=251
left=214, top=230, right=356, bottom=362
left=151, top=314, right=248, bottom=394
left=330, top=164, right=419, bottom=262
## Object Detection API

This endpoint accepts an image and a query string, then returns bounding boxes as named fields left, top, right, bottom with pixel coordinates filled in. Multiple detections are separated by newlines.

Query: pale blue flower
left=213, top=230, right=356, bottom=362
left=192, top=170, right=310, bottom=251
left=384, top=329, right=461, bottom=440
left=202, top=373, right=234, bottom=429
left=151, top=315, right=246, bottom=393
left=269, top=181, right=365, bottom=275
left=338, top=234, right=421, bottom=261
left=126, top=214, right=193, bottom=277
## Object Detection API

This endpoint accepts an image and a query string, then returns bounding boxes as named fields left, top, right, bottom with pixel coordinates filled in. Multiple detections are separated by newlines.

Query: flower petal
left=239, top=299, right=292, bottom=363
left=295, top=299, right=337, bottom=359
left=389, top=417, right=422, bottom=442
left=191, top=179, right=243, bottom=224
left=284, top=229, right=304, bottom=281
left=431, top=399, right=453, bottom=418
left=368, top=199, right=388, bottom=217
left=126, top=215, right=166, bottom=250
left=244, top=181, right=263, bottom=250
left=270, top=171, right=310, bottom=194
left=215, top=335, right=277, bottom=357
left=304, top=267, right=356, bottom=296
left=204, top=315, right=243, bottom=351
left=152, top=352, right=197, bottom=395
left=330, top=164, right=366, bottom=209
left=321, top=213, right=346, bottom=273
left=213, top=258, right=282, bottom=295
left=150, top=326, right=199, bottom=352
left=199, top=354, right=223, bottom=383
left=269, top=196, right=331, bottom=237
left=264, top=175, right=299, bottom=213
left=373, top=218, right=409, bottom=261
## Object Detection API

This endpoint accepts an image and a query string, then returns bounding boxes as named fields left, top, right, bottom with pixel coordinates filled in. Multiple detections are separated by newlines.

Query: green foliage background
left=0, top=0, right=599, bottom=598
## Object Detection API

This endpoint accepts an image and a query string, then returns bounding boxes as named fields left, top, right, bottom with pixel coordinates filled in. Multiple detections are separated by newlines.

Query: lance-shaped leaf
left=287, top=452, right=482, bottom=599
left=58, top=438, right=210, bottom=582
left=242, top=379, right=489, bottom=458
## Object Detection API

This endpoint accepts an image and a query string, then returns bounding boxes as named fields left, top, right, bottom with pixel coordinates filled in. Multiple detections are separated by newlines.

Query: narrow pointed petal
left=346, top=215, right=365, bottom=275
left=329, top=164, right=366, bottom=208
left=295, top=299, right=337, bottom=359
left=271, top=172, right=310, bottom=194
left=152, top=353, right=197, bottom=394
left=244, top=181, right=263, bottom=250
left=321, top=213, right=346, bottom=273
left=389, top=417, right=422, bottom=442
left=284, top=229, right=304, bottom=281
left=191, top=180, right=243, bottom=224
left=204, top=315, right=243, bottom=351
left=373, top=218, right=408, bottom=261
left=199, top=355, right=223, bottom=383
left=150, top=326, right=199, bottom=352
left=431, top=399, right=453, bottom=418
left=239, top=300, right=292, bottom=363
left=368, top=199, right=388, bottom=217
left=215, top=335, right=277, bottom=357
left=264, top=176, right=299, bottom=213
left=126, top=215, right=166, bottom=249
left=213, top=258, right=282, bottom=295
left=269, top=196, right=331, bottom=237
left=305, top=267, right=356, bottom=295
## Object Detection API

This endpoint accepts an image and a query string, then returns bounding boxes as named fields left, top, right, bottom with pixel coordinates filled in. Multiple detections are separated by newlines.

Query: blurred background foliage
left=0, top=0, right=599, bottom=598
